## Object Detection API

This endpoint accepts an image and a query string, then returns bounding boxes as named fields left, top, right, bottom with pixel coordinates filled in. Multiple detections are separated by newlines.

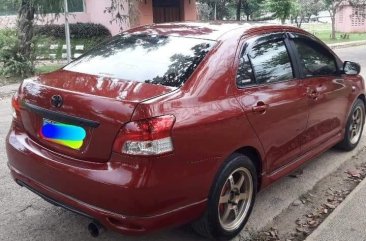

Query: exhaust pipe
left=88, top=221, right=104, bottom=237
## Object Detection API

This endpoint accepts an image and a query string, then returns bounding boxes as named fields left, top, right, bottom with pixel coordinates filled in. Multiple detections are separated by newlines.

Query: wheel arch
left=234, top=146, right=264, bottom=191
left=358, top=93, right=366, bottom=111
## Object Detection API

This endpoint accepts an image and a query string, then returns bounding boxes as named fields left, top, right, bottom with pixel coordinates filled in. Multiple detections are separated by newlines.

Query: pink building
left=0, top=0, right=197, bottom=35
left=336, top=3, right=366, bottom=33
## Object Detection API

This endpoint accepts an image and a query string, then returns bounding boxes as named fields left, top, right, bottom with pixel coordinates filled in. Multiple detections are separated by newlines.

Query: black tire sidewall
left=206, top=153, right=257, bottom=240
left=342, top=99, right=365, bottom=150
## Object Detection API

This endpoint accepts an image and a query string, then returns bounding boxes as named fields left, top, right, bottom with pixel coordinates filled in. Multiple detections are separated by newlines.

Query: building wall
left=336, top=5, right=366, bottom=33
left=86, top=0, right=129, bottom=35
left=136, top=0, right=196, bottom=27
left=182, top=0, right=197, bottom=21
left=137, top=0, right=153, bottom=26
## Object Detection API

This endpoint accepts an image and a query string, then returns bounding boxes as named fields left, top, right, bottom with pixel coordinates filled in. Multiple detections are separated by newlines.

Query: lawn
left=300, top=23, right=366, bottom=44
left=35, top=64, right=64, bottom=74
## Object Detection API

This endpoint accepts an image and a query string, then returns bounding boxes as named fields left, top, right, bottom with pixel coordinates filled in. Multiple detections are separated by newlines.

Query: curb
left=305, top=177, right=366, bottom=241
left=328, top=40, right=366, bottom=50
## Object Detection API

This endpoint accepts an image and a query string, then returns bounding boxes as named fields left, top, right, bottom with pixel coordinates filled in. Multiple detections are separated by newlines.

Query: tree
left=197, top=2, right=213, bottom=20
left=198, top=0, right=233, bottom=20
left=323, top=0, right=347, bottom=39
left=242, top=0, right=265, bottom=20
left=268, top=0, right=293, bottom=24
left=292, top=0, right=325, bottom=27
left=236, top=0, right=242, bottom=20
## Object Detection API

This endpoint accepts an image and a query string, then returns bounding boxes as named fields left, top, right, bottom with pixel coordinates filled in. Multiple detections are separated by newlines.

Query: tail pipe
left=88, top=221, right=105, bottom=237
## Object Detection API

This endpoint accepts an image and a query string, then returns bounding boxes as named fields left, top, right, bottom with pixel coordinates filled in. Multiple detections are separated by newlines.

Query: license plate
left=40, top=119, right=86, bottom=150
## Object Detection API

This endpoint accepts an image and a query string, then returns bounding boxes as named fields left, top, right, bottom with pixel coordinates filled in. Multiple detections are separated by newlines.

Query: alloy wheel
left=218, top=167, right=253, bottom=231
left=349, top=106, right=364, bottom=144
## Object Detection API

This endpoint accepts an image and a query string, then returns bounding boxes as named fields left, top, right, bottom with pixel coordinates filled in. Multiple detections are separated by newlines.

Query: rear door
left=288, top=34, right=352, bottom=153
left=234, top=33, right=309, bottom=173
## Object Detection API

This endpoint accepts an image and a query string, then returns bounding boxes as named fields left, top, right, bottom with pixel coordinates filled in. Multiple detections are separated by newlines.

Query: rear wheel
left=193, top=154, right=257, bottom=240
left=336, top=99, right=365, bottom=151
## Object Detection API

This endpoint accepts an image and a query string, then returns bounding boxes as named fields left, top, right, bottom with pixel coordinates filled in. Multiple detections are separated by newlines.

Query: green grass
left=301, top=23, right=366, bottom=44
left=35, top=64, right=64, bottom=74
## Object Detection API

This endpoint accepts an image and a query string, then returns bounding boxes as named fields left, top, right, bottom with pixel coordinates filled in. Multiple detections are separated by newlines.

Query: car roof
left=127, top=21, right=293, bottom=41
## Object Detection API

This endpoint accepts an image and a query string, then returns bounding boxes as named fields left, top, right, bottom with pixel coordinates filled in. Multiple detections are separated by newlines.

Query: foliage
left=0, top=0, right=20, bottom=16
left=35, top=23, right=111, bottom=39
left=197, top=0, right=234, bottom=20
left=197, top=2, right=213, bottom=20
left=0, top=29, right=33, bottom=77
left=267, top=0, right=293, bottom=24
left=292, top=0, right=325, bottom=27
left=242, top=0, right=266, bottom=20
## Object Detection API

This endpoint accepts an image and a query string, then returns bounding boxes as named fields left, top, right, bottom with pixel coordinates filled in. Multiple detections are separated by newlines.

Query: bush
left=35, top=22, right=112, bottom=39
left=0, top=29, right=34, bottom=77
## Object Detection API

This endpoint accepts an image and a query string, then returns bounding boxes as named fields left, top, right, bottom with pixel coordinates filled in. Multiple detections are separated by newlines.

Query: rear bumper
left=6, top=125, right=206, bottom=235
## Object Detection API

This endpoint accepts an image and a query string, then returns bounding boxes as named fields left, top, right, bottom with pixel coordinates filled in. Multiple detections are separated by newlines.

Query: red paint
left=6, top=22, right=365, bottom=235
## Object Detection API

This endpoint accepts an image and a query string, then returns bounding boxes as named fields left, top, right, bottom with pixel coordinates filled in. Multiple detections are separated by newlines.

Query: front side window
left=64, top=34, right=215, bottom=88
left=250, top=39, right=294, bottom=84
left=237, top=38, right=294, bottom=87
left=292, top=38, right=337, bottom=78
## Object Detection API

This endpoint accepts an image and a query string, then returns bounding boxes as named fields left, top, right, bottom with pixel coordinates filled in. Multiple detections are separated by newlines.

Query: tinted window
left=236, top=54, right=256, bottom=87
left=293, top=38, right=337, bottom=77
left=64, top=34, right=214, bottom=88
left=250, top=39, right=294, bottom=84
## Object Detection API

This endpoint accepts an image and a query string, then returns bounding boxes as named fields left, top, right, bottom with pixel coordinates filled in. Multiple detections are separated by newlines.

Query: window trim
left=235, top=33, right=299, bottom=89
left=287, top=32, right=342, bottom=79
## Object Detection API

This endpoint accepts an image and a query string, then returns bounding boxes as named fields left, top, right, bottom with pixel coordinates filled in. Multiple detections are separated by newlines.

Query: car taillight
left=113, top=115, right=175, bottom=156
left=11, top=93, right=21, bottom=119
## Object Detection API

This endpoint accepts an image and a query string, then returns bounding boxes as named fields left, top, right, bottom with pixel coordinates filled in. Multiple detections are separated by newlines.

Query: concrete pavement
left=0, top=83, right=18, bottom=99
left=306, top=178, right=366, bottom=241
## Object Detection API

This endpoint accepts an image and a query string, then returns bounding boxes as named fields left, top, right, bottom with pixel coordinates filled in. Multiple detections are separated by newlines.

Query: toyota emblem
left=51, top=95, right=63, bottom=108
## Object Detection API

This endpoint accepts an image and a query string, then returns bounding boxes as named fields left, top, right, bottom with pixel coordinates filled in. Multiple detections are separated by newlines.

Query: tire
left=192, top=153, right=257, bottom=240
left=336, top=99, right=365, bottom=151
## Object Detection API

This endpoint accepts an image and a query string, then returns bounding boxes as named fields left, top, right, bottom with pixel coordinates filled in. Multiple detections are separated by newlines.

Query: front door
left=235, top=34, right=309, bottom=173
left=153, top=0, right=182, bottom=23
left=289, top=35, right=352, bottom=152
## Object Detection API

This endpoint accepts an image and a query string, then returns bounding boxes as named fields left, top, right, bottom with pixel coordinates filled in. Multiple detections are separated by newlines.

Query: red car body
left=6, top=22, right=365, bottom=235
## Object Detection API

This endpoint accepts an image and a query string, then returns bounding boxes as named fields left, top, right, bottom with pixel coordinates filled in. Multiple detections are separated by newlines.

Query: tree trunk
left=298, top=18, right=303, bottom=28
left=236, top=0, right=242, bottom=21
left=246, top=14, right=249, bottom=21
left=281, top=18, right=285, bottom=24
left=331, top=16, right=336, bottom=39
left=17, top=0, right=35, bottom=64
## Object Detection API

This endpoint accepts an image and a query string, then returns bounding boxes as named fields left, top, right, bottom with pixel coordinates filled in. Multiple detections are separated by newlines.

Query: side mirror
left=343, top=61, right=361, bottom=75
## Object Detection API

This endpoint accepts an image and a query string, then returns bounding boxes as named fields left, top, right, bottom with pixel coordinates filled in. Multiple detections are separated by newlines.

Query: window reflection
left=293, top=38, right=337, bottom=78
left=64, top=34, right=215, bottom=88
left=249, top=39, right=294, bottom=84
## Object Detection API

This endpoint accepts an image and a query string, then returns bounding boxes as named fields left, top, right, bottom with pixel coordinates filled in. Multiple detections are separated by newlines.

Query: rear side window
left=292, top=38, right=337, bottom=77
left=64, top=34, right=215, bottom=88
left=237, top=38, right=294, bottom=87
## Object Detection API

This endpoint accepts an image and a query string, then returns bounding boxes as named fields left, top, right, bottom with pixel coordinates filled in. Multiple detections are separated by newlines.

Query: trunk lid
left=18, top=70, right=175, bottom=162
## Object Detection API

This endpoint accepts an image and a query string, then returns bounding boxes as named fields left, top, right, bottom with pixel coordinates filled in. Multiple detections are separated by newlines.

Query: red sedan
left=6, top=22, right=365, bottom=240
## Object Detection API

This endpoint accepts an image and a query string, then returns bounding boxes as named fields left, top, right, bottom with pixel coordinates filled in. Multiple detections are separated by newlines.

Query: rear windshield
left=64, top=34, right=215, bottom=88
